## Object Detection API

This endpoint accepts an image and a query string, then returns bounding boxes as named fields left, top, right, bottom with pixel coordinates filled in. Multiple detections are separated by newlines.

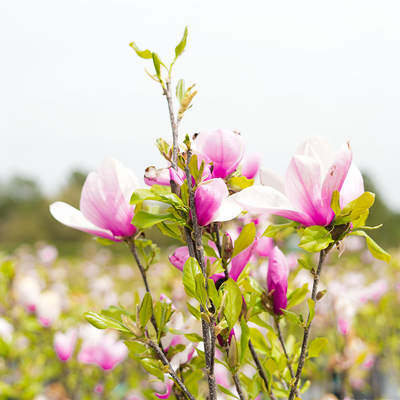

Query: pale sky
left=1, top=1, right=399, bottom=210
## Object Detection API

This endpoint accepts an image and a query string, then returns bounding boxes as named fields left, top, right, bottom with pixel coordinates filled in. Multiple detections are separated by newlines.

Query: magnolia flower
left=78, top=325, right=127, bottom=370
left=237, top=136, right=364, bottom=227
left=169, top=239, right=258, bottom=283
left=193, top=129, right=245, bottom=179
left=267, top=246, right=289, bottom=315
left=37, top=290, right=62, bottom=326
left=54, top=328, right=77, bottom=361
left=13, top=275, right=41, bottom=312
left=50, top=158, right=139, bottom=242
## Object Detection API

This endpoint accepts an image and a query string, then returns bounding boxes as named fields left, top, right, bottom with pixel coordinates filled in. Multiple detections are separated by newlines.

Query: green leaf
left=330, top=190, right=341, bottom=216
left=297, top=259, right=312, bottom=271
left=129, top=42, right=152, bottom=59
left=186, top=302, right=201, bottom=320
left=336, top=192, right=375, bottom=224
left=262, top=221, right=299, bottom=238
left=218, top=385, right=240, bottom=399
left=248, top=315, right=273, bottom=331
left=203, top=244, right=219, bottom=259
left=240, top=317, right=250, bottom=365
left=299, top=226, right=334, bottom=252
left=123, top=341, right=148, bottom=361
left=287, top=283, right=309, bottom=309
left=183, top=257, right=202, bottom=297
left=156, top=222, right=184, bottom=242
left=300, top=380, right=311, bottom=394
left=249, top=328, right=270, bottom=355
left=349, top=230, right=390, bottom=263
left=140, top=358, right=164, bottom=381
left=207, top=279, right=220, bottom=309
left=265, top=357, right=277, bottom=377
left=308, top=337, right=328, bottom=358
left=152, top=52, right=162, bottom=80
left=184, top=333, right=204, bottom=343
left=248, top=376, right=262, bottom=399
left=101, top=305, right=134, bottom=322
left=175, top=26, right=188, bottom=60
left=185, top=369, right=204, bottom=387
left=83, top=311, right=131, bottom=333
left=130, top=189, right=159, bottom=205
left=281, top=309, right=301, bottom=325
left=195, top=273, right=208, bottom=306
left=307, top=298, right=315, bottom=327
left=231, top=222, right=256, bottom=258
left=223, top=278, right=243, bottom=330
left=139, top=293, right=153, bottom=328
left=227, top=176, right=254, bottom=190
left=131, top=211, right=178, bottom=230
left=176, top=79, right=185, bottom=103
left=352, top=209, right=369, bottom=229
left=96, top=237, right=114, bottom=246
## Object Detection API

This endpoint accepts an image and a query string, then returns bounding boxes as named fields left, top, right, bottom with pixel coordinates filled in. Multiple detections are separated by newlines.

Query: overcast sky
left=1, top=1, right=399, bottom=210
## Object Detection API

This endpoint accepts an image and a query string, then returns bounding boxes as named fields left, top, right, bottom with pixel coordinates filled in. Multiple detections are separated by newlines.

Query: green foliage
left=299, top=226, right=334, bottom=252
left=350, top=230, right=391, bottom=263
left=307, top=337, right=328, bottom=358
left=231, top=222, right=256, bottom=258
left=83, top=311, right=131, bottom=333
left=262, top=221, right=299, bottom=238
left=335, top=192, right=375, bottom=225
left=222, top=278, right=243, bottom=330
left=182, top=257, right=202, bottom=298
left=139, top=293, right=153, bottom=328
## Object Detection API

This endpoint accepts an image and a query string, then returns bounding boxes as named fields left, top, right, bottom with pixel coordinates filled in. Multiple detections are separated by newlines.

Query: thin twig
left=248, top=340, right=278, bottom=400
left=288, top=248, right=328, bottom=400
left=146, top=340, right=196, bottom=400
left=232, top=373, right=246, bottom=400
left=274, top=318, right=299, bottom=396
left=164, top=79, right=179, bottom=170
left=213, top=222, right=222, bottom=257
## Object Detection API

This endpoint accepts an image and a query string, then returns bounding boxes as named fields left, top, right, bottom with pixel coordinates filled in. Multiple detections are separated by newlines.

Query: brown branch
left=164, top=79, right=179, bottom=171
left=288, top=248, right=328, bottom=400
left=146, top=340, right=196, bottom=400
left=232, top=373, right=246, bottom=400
left=248, top=340, right=278, bottom=400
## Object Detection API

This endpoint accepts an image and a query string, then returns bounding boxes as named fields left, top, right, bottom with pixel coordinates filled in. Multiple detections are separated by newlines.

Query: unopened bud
left=316, top=290, right=327, bottom=301
left=201, top=312, right=211, bottom=324
left=221, top=232, right=234, bottom=261
left=146, top=321, right=158, bottom=341
left=136, top=304, right=142, bottom=329
left=227, top=336, right=238, bottom=369
left=214, top=325, right=223, bottom=336
left=121, top=315, right=143, bottom=337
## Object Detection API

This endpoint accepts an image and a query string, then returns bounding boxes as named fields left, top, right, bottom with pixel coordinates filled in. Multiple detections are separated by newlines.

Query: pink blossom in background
left=36, top=290, right=62, bottom=326
left=50, top=158, right=140, bottom=242
left=78, top=326, right=127, bottom=370
left=94, top=384, right=104, bottom=394
left=237, top=136, right=364, bottom=227
left=338, top=317, right=349, bottom=335
left=267, top=246, right=289, bottom=315
left=54, top=328, right=77, bottom=361
left=37, top=244, right=58, bottom=264
left=193, top=129, right=245, bottom=179
left=240, top=152, right=261, bottom=180
left=361, top=355, right=375, bottom=369
left=155, top=378, right=173, bottom=399
left=13, top=275, right=41, bottom=312
left=0, top=318, right=14, bottom=342
left=144, top=166, right=172, bottom=186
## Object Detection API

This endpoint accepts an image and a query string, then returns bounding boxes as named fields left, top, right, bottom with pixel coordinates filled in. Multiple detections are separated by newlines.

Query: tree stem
left=164, top=79, right=179, bottom=171
left=248, top=340, right=278, bottom=400
left=288, top=248, right=328, bottom=400
left=232, top=373, right=246, bottom=400
left=146, top=340, right=196, bottom=400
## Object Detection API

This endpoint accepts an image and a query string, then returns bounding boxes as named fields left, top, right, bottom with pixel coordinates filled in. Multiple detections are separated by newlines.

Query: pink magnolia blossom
left=237, top=136, right=364, bottom=227
left=54, top=328, right=77, bottom=361
left=155, top=378, right=174, bottom=399
left=193, top=129, right=245, bottom=179
left=267, top=246, right=289, bottom=315
left=50, top=158, right=139, bottom=242
left=240, top=152, right=261, bottom=180
left=78, top=326, right=127, bottom=370
left=36, top=290, right=62, bottom=326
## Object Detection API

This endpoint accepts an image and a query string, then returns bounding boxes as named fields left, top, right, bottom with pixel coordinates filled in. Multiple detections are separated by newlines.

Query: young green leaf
left=240, top=317, right=250, bottom=365
left=83, top=311, right=130, bottom=333
left=174, top=26, right=189, bottom=60
left=96, top=237, right=114, bottom=246
left=129, top=42, right=152, bottom=59
left=139, top=293, right=153, bottom=328
left=307, top=298, right=315, bottom=327
left=182, top=257, right=202, bottom=297
left=281, top=309, right=302, bottom=325
left=300, top=380, right=311, bottom=394
left=156, top=222, right=184, bottom=242
left=227, top=176, right=255, bottom=190
left=330, top=190, right=341, bottom=216
left=176, top=79, right=185, bottom=103
left=207, top=279, right=220, bottom=310
left=217, top=385, right=240, bottom=399
left=195, top=273, right=208, bottom=307
left=298, top=259, right=312, bottom=271
left=223, top=278, right=243, bottom=330
left=349, top=230, right=391, bottom=263
left=287, top=283, right=309, bottom=309
left=308, top=337, right=328, bottom=358
left=262, top=221, right=299, bottom=238
left=299, top=226, right=334, bottom=252
left=131, top=211, right=178, bottom=230
left=186, top=302, right=201, bottom=320
left=152, top=52, right=162, bottom=80
left=231, top=223, right=256, bottom=258
left=140, top=358, right=164, bottom=381
left=184, top=333, right=204, bottom=343
left=336, top=192, right=375, bottom=224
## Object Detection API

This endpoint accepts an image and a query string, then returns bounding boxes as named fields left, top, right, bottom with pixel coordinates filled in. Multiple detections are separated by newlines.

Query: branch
left=288, top=248, right=328, bottom=400
left=274, top=318, right=299, bottom=395
left=232, top=373, right=246, bottom=400
left=248, top=340, right=278, bottom=400
left=146, top=339, right=196, bottom=400
left=164, top=79, right=179, bottom=170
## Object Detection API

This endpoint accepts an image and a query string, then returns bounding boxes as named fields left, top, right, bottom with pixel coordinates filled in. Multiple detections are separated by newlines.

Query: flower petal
left=321, top=141, right=353, bottom=217
left=236, top=186, right=314, bottom=226
left=273, top=282, right=288, bottom=315
left=210, top=193, right=243, bottom=223
left=285, top=155, right=328, bottom=226
left=230, top=238, right=258, bottom=282
left=339, top=163, right=364, bottom=208
left=241, top=153, right=261, bottom=180
left=267, top=246, right=288, bottom=294
left=144, top=166, right=171, bottom=186
left=195, top=179, right=229, bottom=226
left=50, top=202, right=119, bottom=241
left=155, top=378, right=173, bottom=399
left=169, top=247, right=190, bottom=271
left=259, top=167, right=285, bottom=194
left=294, top=135, right=336, bottom=177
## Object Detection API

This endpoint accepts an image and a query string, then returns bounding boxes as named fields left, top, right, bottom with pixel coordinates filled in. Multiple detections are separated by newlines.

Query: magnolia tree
left=50, top=28, right=390, bottom=400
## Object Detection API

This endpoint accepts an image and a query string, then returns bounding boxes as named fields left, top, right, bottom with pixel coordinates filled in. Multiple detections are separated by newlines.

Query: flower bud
left=227, top=336, right=238, bottom=369
left=122, top=315, right=143, bottom=337
left=316, top=290, right=327, bottom=301
left=201, top=312, right=211, bottom=324
left=221, top=232, right=233, bottom=261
